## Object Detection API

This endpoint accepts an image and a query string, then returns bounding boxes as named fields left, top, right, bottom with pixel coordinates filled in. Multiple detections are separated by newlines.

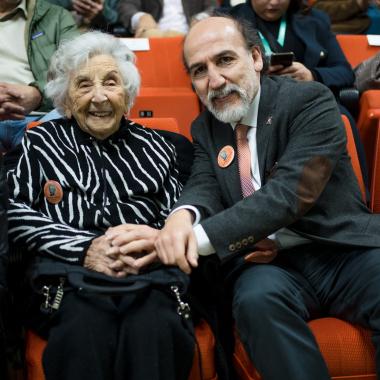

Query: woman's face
left=250, top=0, right=291, bottom=21
left=64, top=54, right=128, bottom=140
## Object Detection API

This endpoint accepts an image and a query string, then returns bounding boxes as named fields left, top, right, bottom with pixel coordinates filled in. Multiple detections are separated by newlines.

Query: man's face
left=184, top=17, right=263, bottom=124
left=64, top=54, right=128, bottom=140
left=250, top=0, right=290, bottom=22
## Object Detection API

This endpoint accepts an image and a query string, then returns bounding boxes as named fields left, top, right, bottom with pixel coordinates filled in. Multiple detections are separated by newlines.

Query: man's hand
left=155, top=209, right=199, bottom=274
left=135, top=13, right=158, bottom=37
left=0, top=83, right=42, bottom=119
left=105, top=224, right=159, bottom=271
left=268, top=62, right=314, bottom=81
left=84, top=235, right=138, bottom=277
left=72, top=0, right=103, bottom=23
left=244, top=238, right=278, bottom=264
left=0, top=83, right=26, bottom=119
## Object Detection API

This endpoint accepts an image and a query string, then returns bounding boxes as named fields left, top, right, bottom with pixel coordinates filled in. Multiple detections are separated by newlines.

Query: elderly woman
left=7, top=31, right=195, bottom=380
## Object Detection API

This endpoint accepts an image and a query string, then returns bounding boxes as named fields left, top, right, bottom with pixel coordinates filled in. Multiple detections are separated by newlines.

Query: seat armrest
left=339, top=87, right=360, bottom=120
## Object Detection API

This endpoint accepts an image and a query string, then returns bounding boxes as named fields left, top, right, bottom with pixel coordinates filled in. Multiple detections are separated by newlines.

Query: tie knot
left=235, top=124, right=249, bottom=140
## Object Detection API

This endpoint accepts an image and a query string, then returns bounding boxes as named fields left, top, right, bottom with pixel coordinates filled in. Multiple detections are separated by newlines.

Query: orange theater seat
left=357, top=90, right=380, bottom=212
left=232, top=115, right=376, bottom=380
left=234, top=319, right=376, bottom=380
left=26, top=320, right=217, bottom=380
left=336, top=35, right=380, bottom=68
left=130, top=87, right=198, bottom=140
left=130, top=117, right=180, bottom=133
left=127, top=36, right=201, bottom=140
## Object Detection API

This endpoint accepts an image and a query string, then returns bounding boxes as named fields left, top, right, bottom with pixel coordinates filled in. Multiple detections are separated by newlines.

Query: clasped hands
left=84, top=210, right=278, bottom=278
left=84, top=224, right=159, bottom=278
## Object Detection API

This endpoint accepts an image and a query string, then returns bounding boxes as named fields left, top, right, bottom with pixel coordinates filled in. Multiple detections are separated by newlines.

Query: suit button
left=242, top=239, right=248, bottom=246
left=320, top=51, right=325, bottom=58
left=236, top=242, right=242, bottom=249
left=229, top=244, right=236, bottom=252
left=248, top=236, right=254, bottom=243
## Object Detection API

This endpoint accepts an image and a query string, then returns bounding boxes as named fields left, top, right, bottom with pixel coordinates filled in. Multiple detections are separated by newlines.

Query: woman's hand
left=84, top=235, right=139, bottom=277
left=268, top=61, right=314, bottom=81
left=105, top=224, right=160, bottom=272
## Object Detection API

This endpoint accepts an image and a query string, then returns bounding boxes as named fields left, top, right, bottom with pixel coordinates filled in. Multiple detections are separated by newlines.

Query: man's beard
left=205, top=83, right=252, bottom=124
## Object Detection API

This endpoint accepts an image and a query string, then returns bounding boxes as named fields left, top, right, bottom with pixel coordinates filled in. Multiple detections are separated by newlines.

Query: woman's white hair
left=45, top=31, right=140, bottom=115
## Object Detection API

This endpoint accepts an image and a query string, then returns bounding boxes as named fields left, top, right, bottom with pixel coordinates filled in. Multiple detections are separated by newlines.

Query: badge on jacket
left=218, top=145, right=235, bottom=168
left=44, top=180, right=63, bottom=204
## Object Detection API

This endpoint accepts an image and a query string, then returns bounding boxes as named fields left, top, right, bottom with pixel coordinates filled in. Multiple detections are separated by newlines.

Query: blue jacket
left=229, top=2, right=355, bottom=91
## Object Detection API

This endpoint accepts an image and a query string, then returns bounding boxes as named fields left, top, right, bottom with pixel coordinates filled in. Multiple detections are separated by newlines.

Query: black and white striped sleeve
left=7, top=134, right=97, bottom=264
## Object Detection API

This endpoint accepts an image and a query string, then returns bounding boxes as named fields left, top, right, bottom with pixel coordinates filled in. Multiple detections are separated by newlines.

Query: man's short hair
left=183, top=12, right=268, bottom=72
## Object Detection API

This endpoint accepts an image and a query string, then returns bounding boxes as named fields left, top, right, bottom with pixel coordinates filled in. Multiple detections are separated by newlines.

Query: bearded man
left=154, top=14, right=380, bottom=380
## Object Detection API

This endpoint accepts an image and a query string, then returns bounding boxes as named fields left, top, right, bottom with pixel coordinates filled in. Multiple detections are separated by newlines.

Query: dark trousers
left=32, top=287, right=195, bottom=380
left=231, top=244, right=380, bottom=380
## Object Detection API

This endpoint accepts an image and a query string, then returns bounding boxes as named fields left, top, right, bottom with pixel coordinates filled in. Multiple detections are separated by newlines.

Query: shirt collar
left=67, top=117, right=130, bottom=145
left=231, top=86, right=261, bottom=130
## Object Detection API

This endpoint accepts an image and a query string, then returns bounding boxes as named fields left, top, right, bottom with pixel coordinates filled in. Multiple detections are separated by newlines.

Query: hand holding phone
left=270, top=52, right=295, bottom=67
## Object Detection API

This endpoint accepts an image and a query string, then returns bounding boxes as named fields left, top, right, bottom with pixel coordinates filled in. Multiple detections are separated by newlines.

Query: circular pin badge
left=218, top=145, right=235, bottom=168
left=44, top=180, right=63, bottom=204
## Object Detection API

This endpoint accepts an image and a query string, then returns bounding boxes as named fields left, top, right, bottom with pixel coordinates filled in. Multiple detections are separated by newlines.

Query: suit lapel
left=256, top=77, right=277, bottom=184
left=211, top=119, right=242, bottom=205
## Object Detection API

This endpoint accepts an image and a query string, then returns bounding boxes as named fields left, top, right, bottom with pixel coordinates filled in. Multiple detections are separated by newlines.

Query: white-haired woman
left=7, top=31, right=195, bottom=380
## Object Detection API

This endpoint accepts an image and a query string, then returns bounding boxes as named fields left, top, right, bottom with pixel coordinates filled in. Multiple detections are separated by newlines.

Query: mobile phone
left=270, top=52, right=295, bottom=67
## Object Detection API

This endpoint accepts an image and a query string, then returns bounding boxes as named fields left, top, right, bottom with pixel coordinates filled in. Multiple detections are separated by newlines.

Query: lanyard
left=259, top=16, right=287, bottom=56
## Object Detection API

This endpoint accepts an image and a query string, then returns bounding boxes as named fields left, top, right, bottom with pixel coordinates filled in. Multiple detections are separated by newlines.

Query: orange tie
left=235, top=124, right=255, bottom=197
left=235, top=124, right=278, bottom=263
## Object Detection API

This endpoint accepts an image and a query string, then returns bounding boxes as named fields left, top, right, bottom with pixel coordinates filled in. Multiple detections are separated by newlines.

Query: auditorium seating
left=232, top=115, right=377, bottom=380
left=336, top=34, right=380, bottom=69
left=127, top=37, right=201, bottom=140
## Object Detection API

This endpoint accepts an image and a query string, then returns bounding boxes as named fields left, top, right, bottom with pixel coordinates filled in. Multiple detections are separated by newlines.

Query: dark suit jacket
left=229, top=3, right=355, bottom=93
left=174, top=76, right=380, bottom=263
left=118, top=0, right=216, bottom=32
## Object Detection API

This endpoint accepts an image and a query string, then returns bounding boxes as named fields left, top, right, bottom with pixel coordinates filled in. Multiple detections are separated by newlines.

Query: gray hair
left=45, top=31, right=140, bottom=114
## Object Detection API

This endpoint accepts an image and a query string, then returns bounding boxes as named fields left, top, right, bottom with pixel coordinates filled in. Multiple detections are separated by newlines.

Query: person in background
left=117, top=0, right=217, bottom=38
left=0, top=0, right=79, bottom=153
left=313, top=0, right=380, bottom=34
left=154, top=14, right=380, bottom=380
left=313, top=0, right=370, bottom=34
left=226, top=0, right=354, bottom=94
left=47, top=0, right=121, bottom=32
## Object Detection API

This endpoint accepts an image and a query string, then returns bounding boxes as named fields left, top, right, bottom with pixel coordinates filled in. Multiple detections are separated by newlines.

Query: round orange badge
left=218, top=145, right=235, bottom=168
left=44, top=180, right=63, bottom=204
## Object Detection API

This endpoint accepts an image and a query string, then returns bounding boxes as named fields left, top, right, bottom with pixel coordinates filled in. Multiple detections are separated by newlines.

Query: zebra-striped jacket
left=7, top=118, right=182, bottom=264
